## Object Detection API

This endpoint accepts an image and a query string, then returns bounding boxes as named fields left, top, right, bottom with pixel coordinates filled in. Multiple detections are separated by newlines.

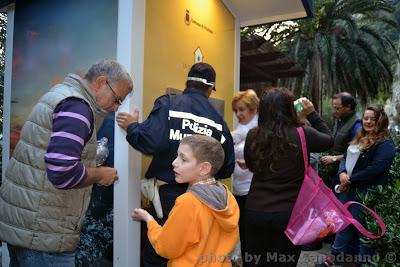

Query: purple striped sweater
left=45, top=98, right=94, bottom=189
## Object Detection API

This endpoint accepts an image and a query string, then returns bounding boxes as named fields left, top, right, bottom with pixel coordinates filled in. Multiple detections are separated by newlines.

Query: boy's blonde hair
left=180, top=135, right=224, bottom=177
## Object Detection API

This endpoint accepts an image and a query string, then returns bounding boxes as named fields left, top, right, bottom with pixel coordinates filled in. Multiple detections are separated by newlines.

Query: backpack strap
left=296, top=127, right=309, bottom=169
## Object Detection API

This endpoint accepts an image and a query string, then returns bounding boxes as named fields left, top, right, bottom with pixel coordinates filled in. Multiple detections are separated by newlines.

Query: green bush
left=76, top=207, right=113, bottom=266
left=358, top=144, right=400, bottom=266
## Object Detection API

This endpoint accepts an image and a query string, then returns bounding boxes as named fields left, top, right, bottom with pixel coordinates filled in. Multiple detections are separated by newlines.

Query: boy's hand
left=132, top=208, right=154, bottom=222
left=116, top=110, right=139, bottom=131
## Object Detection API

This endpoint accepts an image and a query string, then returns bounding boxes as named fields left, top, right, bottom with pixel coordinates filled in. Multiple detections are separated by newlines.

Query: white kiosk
left=1, top=0, right=312, bottom=266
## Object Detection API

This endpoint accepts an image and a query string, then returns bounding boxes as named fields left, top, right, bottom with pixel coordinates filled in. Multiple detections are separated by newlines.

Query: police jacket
left=126, top=88, right=235, bottom=183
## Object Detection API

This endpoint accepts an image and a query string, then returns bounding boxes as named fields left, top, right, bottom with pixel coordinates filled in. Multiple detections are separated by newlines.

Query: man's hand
left=88, top=167, right=119, bottom=186
left=320, top=155, right=336, bottom=165
left=132, top=208, right=154, bottom=222
left=116, top=109, right=139, bottom=131
left=78, top=167, right=118, bottom=188
left=97, top=167, right=119, bottom=186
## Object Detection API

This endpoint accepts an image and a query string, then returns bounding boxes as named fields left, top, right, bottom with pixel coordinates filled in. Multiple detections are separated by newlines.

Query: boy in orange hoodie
left=133, top=135, right=239, bottom=266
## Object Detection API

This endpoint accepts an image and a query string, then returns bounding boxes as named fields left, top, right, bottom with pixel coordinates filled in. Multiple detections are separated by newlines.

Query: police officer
left=117, top=62, right=235, bottom=267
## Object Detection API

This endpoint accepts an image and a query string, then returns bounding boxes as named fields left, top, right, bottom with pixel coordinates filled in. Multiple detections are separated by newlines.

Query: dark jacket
left=337, top=139, right=396, bottom=188
left=328, top=111, right=361, bottom=176
left=244, top=112, right=333, bottom=213
left=332, top=112, right=360, bottom=155
left=126, top=88, right=235, bottom=183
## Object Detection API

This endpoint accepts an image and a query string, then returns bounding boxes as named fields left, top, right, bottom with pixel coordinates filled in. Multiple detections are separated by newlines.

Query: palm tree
left=244, top=0, right=399, bottom=112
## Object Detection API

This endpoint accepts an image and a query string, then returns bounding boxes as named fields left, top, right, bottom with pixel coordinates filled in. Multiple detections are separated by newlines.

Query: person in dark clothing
left=93, top=112, right=115, bottom=261
left=76, top=112, right=116, bottom=265
left=243, top=88, right=333, bottom=266
left=116, top=62, right=235, bottom=267
left=92, top=112, right=116, bottom=219
left=320, top=92, right=361, bottom=177
left=332, top=105, right=396, bottom=265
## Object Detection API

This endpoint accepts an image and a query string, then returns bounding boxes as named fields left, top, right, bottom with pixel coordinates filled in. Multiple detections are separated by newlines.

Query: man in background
left=309, top=92, right=361, bottom=253
left=320, top=92, right=361, bottom=176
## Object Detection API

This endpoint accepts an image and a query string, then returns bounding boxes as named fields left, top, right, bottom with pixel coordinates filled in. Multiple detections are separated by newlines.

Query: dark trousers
left=234, top=194, right=248, bottom=262
left=244, top=210, right=301, bottom=267
left=141, top=183, right=187, bottom=267
left=331, top=188, right=374, bottom=264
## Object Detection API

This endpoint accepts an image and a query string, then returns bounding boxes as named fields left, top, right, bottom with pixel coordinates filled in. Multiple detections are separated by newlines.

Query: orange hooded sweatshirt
left=146, top=183, right=239, bottom=266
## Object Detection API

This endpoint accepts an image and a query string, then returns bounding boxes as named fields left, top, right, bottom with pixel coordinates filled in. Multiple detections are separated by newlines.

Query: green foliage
left=76, top=208, right=113, bottom=266
left=321, top=97, right=335, bottom=128
left=358, top=141, right=400, bottom=266
left=242, top=0, right=400, bottom=111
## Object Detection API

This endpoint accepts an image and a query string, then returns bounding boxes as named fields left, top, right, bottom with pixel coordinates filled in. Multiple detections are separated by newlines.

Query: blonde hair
left=232, top=89, right=260, bottom=112
left=180, top=135, right=224, bottom=177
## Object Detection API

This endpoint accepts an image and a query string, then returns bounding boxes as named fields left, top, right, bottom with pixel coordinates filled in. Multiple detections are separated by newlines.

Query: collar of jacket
left=64, top=74, right=108, bottom=118
left=183, top=87, right=208, bottom=98
left=339, top=110, right=357, bottom=123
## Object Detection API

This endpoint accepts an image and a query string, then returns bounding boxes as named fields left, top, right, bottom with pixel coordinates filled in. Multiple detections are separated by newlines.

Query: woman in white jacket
left=231, top=89, right=259, bottom=263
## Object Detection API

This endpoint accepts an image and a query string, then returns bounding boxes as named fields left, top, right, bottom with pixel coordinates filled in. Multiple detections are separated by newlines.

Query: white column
left=1, top=4, right=15, bottom=267
left=232, top=17, right=241, bottom=128
left=114, top=0, right=145, bottom=266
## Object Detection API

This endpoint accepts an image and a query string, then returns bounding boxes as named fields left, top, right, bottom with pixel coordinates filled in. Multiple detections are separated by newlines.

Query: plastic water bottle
left=294, top=100, right=303, bottom=112
left=96, top=137, right=109, bottom=167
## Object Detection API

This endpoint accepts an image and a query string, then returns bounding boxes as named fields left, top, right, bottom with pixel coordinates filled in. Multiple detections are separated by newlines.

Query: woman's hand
left=338, top=183, right=350, bottom=193
left=236, top=160, right=248, bottom=169
left=339, top=172, right=351, bottom=186
left=298, top=97, right=315, bottom=116
left=132, top=208, right=154, bottom=222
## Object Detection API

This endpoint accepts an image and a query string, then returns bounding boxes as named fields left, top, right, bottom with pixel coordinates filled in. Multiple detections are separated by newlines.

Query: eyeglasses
left=106, top=80, right=123, bottom=105
left=332, top=106, right=343, bottom=111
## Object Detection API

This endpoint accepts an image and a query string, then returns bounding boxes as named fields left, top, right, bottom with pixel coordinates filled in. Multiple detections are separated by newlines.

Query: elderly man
left=0, top=59, right=133, bottom=266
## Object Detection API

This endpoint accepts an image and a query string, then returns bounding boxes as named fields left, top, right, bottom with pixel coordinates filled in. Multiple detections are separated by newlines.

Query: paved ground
left=231, top=243, right=332, bottom=267
left=0, top=244, right=332, bottom=267
left=297, top=243, right=332, bottom=267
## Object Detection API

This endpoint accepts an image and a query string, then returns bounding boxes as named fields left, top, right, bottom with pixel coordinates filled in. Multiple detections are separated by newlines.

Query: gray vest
left=0, top=74, right=107, bottom=252
left=328, top=111, right=360, bottom=175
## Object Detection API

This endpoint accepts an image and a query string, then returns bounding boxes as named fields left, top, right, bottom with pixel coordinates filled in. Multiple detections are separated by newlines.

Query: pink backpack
left=284, top=127, right=386, bottom=245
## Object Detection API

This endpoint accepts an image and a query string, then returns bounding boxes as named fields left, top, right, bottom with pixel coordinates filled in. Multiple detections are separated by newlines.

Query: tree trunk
left=310, top=39, right=322, bottom=114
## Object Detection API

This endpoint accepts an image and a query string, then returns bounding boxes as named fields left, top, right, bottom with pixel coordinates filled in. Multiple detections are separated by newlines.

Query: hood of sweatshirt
left=187, top=182, right=239, bottom=232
